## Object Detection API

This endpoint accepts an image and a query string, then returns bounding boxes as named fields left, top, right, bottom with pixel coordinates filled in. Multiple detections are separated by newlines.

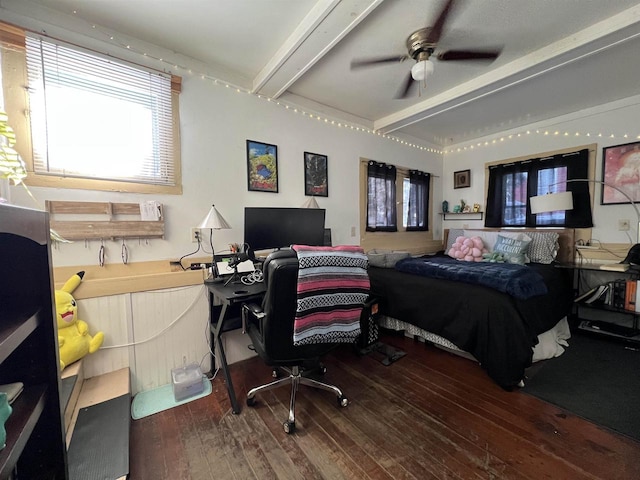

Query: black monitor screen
left=244, top=207, right=326, bottom=252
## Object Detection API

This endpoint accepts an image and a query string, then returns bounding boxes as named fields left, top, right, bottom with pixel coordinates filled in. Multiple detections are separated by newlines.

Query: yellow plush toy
left=55, top=271, right=104, bottom=370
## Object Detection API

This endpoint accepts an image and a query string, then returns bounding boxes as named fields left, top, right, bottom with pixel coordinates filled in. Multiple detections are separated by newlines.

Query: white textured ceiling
left=7, top=0, right=640, bottom=147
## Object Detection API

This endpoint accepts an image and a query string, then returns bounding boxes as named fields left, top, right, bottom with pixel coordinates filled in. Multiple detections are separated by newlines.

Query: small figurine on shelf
left=452, top=205, right=461, bottom=213
left=442, top=200, right=449, bottom=213
left=473, top=203, right=481, bottom=213
left=460, top=199, right=466, bottom=211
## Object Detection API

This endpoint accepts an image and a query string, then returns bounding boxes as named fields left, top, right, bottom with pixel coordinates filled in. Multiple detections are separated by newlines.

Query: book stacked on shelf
left=575, top=279, right=640, bottom=312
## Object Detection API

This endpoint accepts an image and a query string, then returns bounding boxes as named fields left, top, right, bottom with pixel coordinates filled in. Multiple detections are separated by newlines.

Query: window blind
left=25, top=35, right=177, bottom=186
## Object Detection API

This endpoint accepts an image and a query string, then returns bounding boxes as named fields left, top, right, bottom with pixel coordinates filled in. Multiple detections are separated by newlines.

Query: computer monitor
left=244, top=207, right=326, bottom=252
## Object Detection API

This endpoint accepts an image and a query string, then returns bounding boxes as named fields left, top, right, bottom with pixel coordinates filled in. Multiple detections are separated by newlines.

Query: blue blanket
left=395, top=257, right=547, bottom=300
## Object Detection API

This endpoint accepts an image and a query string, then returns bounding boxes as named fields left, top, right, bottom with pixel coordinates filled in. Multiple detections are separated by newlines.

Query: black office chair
left=243, top=248, right=366, bottom=434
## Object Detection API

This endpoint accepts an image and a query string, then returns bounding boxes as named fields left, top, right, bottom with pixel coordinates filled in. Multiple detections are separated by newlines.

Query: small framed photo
left=304, top=152, right=328, bottom=197
left=454, top=169, right=470, bottom=189
left=601, top=141, right=640, bottom=205
left=247, top=140, right=278, bottom=193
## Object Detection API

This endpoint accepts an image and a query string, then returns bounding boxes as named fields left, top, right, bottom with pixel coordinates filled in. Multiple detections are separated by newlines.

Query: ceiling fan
left=350, top=0, right=502, bottom=99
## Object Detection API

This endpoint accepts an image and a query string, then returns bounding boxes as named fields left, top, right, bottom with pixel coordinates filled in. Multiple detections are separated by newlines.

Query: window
left=0, top=22, right=182, bottom=194
left=486, top=148, right=593, bottom=228
left=366, top=161, right=430, bottom=232
left=359, top=158, right=439, bottom=255
left=405, top=170, right=430, bottom=231
left=366, top=161, right=397, bottom=232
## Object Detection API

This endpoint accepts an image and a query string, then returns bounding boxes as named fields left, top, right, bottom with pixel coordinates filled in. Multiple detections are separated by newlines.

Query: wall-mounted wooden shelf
left=439, top=212, right=484, bottom=221
left=46, top=200, right=164, bottom=240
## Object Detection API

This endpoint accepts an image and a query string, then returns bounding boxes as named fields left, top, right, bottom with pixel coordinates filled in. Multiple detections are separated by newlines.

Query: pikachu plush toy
left=55, top=271, right=104, bottom=370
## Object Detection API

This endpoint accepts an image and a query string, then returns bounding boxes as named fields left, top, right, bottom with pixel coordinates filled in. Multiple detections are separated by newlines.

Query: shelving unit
left=569, top=262, right=640, bottom=343
left=439, top=211, right=483, bottom=221
left=0, top=203, right=67, bottom=478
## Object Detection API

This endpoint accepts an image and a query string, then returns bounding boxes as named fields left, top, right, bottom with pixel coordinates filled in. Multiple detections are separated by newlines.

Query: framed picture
left=246, top=140, right=278, bottom=193
left=601, top=141, right=640, bottom=205
left=454, top=169, right=470, bottom=189
left=304, top=152, right=328, bottom=197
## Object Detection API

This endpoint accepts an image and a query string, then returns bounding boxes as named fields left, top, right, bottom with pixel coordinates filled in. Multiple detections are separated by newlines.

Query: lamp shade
left=411, top=59, right=435, bottom=81
left=198, top=204, right=231, bottom=230
left=530, top=191, right=573, bottom=214
left=301, top=197, right=320, bottom=208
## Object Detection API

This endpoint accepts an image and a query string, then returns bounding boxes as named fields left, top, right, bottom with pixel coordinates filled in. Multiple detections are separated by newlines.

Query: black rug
left=523, top=332, right=640, bottom=442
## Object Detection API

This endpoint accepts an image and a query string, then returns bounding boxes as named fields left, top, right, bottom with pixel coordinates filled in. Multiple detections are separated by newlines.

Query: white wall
left=442, top=95, right=640, bottom=245
left=10, top=73, right=442, bottom=267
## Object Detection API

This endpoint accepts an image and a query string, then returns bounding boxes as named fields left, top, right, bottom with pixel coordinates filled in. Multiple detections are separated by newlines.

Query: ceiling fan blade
left=436, top=49, right=501, bottom=61
left=394, top=71, right=415, bottom=99
left=350, top=55, right=408, bottom=70
left=425, top=0, right=456, bottom=44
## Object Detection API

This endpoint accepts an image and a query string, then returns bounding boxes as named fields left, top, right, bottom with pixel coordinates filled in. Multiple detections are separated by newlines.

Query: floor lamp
left=530, top=178, right=640, bottom=263
left=198, top=204, right=231, bottom=283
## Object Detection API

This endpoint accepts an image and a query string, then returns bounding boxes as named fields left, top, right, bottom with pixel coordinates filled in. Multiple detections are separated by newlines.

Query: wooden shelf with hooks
left=45, top=200, right=164, bottom=240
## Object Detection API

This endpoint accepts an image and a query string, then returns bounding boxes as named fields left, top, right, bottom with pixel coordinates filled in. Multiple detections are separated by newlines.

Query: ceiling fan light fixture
left=411, top=59, right=434, bottom=81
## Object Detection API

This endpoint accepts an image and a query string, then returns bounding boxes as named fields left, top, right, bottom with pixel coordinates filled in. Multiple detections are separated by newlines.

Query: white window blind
left=25, top=35, right=177, bottom=186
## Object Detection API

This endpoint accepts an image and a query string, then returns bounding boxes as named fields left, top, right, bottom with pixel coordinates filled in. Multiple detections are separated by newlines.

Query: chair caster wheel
left=283, top=420, right=295, bottom=434
left=246, top=396, right=256, bottom=407
left=338, top=395, right=348, bottom=407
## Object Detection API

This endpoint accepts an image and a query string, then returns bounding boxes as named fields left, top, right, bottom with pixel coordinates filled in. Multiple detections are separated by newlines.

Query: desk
left=205, top=280, right=266, bottom=414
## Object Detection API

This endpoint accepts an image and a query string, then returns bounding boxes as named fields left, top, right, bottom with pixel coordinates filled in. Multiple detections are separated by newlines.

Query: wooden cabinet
left=0, top=203, right=67, bottom=478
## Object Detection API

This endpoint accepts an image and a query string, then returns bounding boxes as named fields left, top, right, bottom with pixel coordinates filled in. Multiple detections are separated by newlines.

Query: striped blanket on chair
left=291, top=245, right=370, bottom=346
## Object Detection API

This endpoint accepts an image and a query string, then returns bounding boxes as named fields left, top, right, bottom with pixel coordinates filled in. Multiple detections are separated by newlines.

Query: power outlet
left=618, top=219, right=630, bottom=231
left=190, top=228, right=201, bottom=243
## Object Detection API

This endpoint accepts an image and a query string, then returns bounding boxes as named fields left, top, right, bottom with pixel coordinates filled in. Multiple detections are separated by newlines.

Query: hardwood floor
left=130, top=333, right=640, bottom=479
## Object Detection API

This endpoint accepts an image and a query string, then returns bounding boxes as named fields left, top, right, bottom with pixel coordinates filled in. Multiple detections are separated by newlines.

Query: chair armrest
left=242, top=302, right=265, bottom=333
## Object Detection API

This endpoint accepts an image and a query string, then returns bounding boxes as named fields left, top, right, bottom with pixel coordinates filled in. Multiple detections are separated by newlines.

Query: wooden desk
left=205, top=280, right=266, bottom=414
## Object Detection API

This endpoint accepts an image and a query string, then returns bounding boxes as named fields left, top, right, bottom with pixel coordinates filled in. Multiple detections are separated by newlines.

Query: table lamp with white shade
left=198, top=204, right=231, bottom=283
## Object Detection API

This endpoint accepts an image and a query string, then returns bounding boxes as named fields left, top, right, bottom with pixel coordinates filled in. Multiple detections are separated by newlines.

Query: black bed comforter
left=368, top=257, right=573, bottom=388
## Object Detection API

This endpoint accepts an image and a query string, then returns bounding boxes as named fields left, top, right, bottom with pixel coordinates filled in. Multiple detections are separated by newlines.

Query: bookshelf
left=0, top=203, right=67, bottom=478
left=569, top=263, right=640, bottom=342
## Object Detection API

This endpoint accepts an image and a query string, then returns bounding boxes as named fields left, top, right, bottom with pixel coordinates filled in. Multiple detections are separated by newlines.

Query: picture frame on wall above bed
left=247, top=140, right=278, bottom=193
left=601, top=141, right=640, bottom=205
left=454, top=169, right=470, bottom=189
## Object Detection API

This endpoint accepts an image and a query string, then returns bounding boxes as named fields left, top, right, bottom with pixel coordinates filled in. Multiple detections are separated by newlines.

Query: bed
left=367, top=228, right=575, bottom=389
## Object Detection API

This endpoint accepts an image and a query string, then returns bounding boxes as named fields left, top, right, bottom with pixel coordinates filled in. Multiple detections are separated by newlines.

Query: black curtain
left=406, top=170, right=430, bottom=231
left=366, top=161, right=397, bottom=232
left=486, top=148, right=593, bottom=228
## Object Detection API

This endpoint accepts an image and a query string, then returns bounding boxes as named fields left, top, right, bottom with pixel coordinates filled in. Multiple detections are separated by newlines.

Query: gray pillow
left=493, top=234, right=531, bottom=265
left=367, top=250, right=411, bottom=268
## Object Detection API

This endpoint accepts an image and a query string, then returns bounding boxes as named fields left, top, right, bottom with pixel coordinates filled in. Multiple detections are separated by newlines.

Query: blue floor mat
left=131, top=378, right=212, bottom=419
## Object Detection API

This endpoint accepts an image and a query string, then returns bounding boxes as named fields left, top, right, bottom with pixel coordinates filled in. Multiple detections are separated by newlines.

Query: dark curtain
left=486, top=148, right=593, bottom=228
left=367, top=161, right=397, bottom=232
left=406, top=170, right=430, bottom=231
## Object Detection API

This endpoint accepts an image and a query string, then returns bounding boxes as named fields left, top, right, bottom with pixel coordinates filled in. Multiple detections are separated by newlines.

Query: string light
left=59, top=9, right=640, bottom=156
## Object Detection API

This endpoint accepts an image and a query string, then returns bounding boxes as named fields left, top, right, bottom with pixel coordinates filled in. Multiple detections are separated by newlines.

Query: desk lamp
left=198, top=204, right=231, bottom=283
left=301, top=196, right=320, bottom=208
left=530, top=178, right=640, bottom=263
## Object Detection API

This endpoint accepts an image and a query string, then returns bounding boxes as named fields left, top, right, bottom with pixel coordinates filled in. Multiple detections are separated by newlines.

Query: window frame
left=483, top=144, right=596, bottom=237
left=0, top=22, right=182, bottom=195
left=359, top=158, right=439, bottom=255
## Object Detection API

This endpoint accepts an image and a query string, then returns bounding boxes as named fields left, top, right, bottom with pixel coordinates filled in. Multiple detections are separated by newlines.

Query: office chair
left=243, top=248, right=368, bottom=434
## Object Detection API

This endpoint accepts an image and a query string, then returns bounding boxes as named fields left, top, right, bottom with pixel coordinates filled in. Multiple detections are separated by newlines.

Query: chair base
left=246, top=365, right=348, bottom=434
